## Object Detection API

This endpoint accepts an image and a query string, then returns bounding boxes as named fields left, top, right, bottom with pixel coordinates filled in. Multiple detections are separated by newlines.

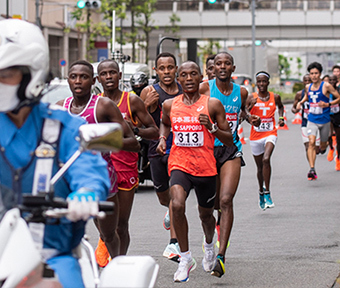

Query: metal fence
left=155, top=0, right=340, bottom=11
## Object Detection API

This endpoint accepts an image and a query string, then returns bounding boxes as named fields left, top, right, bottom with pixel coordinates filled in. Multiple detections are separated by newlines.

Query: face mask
left=0, top=83, right=20, bottom=112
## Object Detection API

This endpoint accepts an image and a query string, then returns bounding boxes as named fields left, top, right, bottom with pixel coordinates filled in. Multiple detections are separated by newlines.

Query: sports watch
left=208, top=123, right=218, bottom=134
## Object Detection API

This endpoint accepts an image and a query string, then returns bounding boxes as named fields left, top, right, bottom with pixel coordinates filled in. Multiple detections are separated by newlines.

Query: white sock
left=204, top=239, right=214, bottom=248
left=180, top=250, right=192, bottom=261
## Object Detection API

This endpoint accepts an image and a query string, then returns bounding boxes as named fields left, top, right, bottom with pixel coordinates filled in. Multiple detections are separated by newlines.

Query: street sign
left=59, top=59, right=67, bottom=67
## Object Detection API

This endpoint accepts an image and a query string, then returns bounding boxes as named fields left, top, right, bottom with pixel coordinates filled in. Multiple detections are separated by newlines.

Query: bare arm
left=199, top=98, right=233, bottom=146
left=156, top=99, right=172, bottom=156
left=140, top=85, right=159, bottom=113
left=239, top=87, right=261, bottom=127
left=274, top=93, right=285, bottom=127
left=291, top=90, right=302, bottom=114
left=97, top=98, right=140, bottom=152
left=199, top=81, right=211, bottom=96
left=130, top=94, right=159, bottom=140
left=319, top=82, right=340, bottom=107
left=296, top=85, right=309, bottom=110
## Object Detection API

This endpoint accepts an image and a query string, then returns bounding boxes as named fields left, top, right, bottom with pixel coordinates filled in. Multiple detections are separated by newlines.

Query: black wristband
left=133, top=127, right=139, bottom=135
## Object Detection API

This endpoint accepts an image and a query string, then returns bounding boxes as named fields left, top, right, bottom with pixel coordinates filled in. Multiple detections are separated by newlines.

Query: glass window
left=281, top=0, right=303, bottom=10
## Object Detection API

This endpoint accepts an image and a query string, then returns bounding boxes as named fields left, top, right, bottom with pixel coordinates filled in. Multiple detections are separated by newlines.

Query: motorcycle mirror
left=50, top=123, right=123, bottom=187
left=79, top=123, right=123, bottom=152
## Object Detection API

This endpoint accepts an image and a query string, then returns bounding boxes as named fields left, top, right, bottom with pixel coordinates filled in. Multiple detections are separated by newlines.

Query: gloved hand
left=66, top=189, right=98, bottom=222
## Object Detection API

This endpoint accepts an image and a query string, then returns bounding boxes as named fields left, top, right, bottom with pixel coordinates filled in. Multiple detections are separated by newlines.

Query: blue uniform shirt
left=0, top=102, right=110, bottom=256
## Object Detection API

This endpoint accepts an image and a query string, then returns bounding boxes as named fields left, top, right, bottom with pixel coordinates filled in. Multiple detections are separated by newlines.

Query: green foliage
left=165, top=13, right=181, bottom=35
left=279, top=54, right=291, bottom=79
left=293, top=82, right=304, bottom=93
left=198, top=40, right=221, bottom=58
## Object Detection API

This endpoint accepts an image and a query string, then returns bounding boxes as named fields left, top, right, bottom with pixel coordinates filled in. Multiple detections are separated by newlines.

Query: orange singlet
left=250, top=92, right=277, bottom=141
left=168, top=94, right=217, bottom=177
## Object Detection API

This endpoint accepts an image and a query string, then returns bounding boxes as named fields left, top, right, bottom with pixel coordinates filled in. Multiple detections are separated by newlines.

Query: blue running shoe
left=264, top=193, right=275, bottom=209
left=259, top=193, right=266, bottom=210
left=211, top=255, right=225, bottom=278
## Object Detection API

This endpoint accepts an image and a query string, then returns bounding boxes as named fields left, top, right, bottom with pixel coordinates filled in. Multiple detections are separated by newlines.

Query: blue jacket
left=0, top=102, right=109, bottom=256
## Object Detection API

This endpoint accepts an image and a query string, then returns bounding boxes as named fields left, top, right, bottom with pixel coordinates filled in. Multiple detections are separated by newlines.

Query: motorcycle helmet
left=0, top=19, right=49, bottom=112
left=130, top=72, right=148, bottom=96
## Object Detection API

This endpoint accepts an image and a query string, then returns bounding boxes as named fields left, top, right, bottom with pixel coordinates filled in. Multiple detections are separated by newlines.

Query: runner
left=199, top=51, right=261, bottom=278
left=96, top=59, right=159, bottom=260
left=332, top=65, right=340, bottom=87
left=247, top=71, right=284, bottom=210
left=204, top=54, right=216, bottom=81
left=157, top=61, right=234, bottom=282
left=327, top=74, right=340, bottom=170
left=140, top=52, right=182, bottom=261
left=56, top=60, right=141, bottom=266
left=291, top=74, right=320, bottom=159
left=297, top=62, right=340, bottom=179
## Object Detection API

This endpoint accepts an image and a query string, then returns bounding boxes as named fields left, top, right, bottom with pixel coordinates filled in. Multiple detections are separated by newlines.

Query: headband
left=256, top=72, right=270, bottom=79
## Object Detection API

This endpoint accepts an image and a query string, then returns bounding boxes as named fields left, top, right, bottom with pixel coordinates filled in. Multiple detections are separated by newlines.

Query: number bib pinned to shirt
left=174, top=131, right=204, bottom=147
left=309, top=103, right=323, bottom=115
left=254, top=118, right=274, bottom=132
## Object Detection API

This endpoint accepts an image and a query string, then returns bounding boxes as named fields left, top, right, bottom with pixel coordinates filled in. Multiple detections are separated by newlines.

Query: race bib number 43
left=174, top=131, right=204, bottom=147
left=254, top=118, right=273, bottom=132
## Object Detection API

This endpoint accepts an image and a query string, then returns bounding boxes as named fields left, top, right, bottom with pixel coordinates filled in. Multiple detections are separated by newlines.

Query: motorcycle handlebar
left=21, top=195, right=114, bottom=213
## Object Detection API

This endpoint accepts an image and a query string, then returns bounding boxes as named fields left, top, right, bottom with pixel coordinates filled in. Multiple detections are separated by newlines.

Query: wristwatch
left=208, top=123, right=218, bottom=134
left=133, top=127, right=139, bottom=135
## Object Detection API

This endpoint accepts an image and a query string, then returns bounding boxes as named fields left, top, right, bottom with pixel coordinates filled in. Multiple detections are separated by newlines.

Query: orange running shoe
left=95, top=238, right=110, bottom=267
left=327, top=148, right=334, bottom=162
left=336, top=157, right=340, bottom=171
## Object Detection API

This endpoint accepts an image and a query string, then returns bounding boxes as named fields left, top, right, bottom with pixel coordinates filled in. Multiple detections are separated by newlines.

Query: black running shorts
left=214, top=145, right=245, bottom=174
left=170, top=169, right=216, bottom=209
left=149, top=154, right=170, bottom=193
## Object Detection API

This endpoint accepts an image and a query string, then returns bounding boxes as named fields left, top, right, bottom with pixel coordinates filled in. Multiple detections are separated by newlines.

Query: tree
left=135, top=0, right=157, bottom=64
left=279, top=54, right=291, bottom=79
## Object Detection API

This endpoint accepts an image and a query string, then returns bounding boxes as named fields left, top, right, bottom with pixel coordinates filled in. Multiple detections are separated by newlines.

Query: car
left=280, top=78, right=302, bottom=93
left=231, top=73, right=253, bottom=92
left=41, top=78, right=102, bottom=104
left=92, top=61, right=150, bottom=92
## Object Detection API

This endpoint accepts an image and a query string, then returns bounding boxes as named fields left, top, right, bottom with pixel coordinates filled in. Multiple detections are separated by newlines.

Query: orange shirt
left=168, top=94, right=217, bottom=177
left=250, top=92, right=277, bottom=140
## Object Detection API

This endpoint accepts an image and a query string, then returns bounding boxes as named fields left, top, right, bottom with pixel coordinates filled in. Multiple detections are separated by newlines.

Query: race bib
left=254, top=118, right=273, bottom=132
left=331, top=104, right=340, bottom=114
left=174, top=131, right=204, bottom=147
left=226, top=113, right=238, bottom=134
left=309, top=103, right=323, bottom=114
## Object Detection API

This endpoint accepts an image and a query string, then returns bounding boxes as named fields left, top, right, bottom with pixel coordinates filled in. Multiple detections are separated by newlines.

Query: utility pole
left=251, top=0, right=256, bottom=91
left=35, top=0, right=42, bottom=28
left=6, top=0, right=9, bottom=18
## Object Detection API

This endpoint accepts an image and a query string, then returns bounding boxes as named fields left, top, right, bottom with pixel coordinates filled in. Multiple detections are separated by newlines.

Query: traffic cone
left=292, top=111, right=302, bottom=125
left=277, top=106, right=289, bottom=130
left=238, top=124, right=246, bottom=144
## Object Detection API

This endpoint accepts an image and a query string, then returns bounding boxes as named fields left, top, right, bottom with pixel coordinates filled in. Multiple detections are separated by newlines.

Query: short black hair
left=332, top=65, right=340, bottom=71
left=215, top=52, right=234, bottom=65
left=206, top=54, right=216, bottom=66
left=69, top=60, right=94, bottom=77
left=97, top=59, right=120, bottom=74
left=155, top=52, right=177, bottom=67
left=307, top=62, right=323, bottom=73
left=256, top=71, right=270, bottom=79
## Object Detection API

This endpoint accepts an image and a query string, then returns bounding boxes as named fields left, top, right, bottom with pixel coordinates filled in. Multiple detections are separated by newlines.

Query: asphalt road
left=86, top=104, right=340, bottom=287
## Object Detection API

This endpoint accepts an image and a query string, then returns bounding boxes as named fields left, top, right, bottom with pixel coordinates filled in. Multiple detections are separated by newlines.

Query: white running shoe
left=163, top=242, right=180, bottom=259
left=202, top=242, right=216, bottom=272
left=163, top=210, right=170, bottom=230
left=174, top=257, right=197, bottom=282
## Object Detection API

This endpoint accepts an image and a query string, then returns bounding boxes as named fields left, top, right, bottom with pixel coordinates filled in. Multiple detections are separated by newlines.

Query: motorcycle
left=0, top=123, right=159, bottom=288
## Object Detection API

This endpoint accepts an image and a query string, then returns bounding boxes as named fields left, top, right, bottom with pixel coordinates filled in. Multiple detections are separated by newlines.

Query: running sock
left=180, top=250, right=192, bottom=261
left=259, top=191, right=264, bottom=195
left=217, top=254, right=225, bottom=263
left=170, top=238, right=178, bottom=244
left=204, top=239, right=214, bottom=248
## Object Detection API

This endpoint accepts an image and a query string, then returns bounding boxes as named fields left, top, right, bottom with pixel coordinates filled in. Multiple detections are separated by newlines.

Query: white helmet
left=0, top=19, right=49, bottom=108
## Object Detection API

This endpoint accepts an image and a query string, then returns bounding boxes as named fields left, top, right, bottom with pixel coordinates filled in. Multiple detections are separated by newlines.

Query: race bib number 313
left=174, top=131, right=204, bottom=147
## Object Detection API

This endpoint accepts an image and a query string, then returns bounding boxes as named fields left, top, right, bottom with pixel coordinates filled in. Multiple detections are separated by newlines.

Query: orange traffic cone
left=277, top=106, right=289, bottom=130
left=292, top=111, right=302, bottom=125
left=238, top=124, right=246, bottom=144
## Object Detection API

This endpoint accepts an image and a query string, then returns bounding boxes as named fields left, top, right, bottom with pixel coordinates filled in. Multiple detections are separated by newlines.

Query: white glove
left=66, top=189, right=98, bottom=222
